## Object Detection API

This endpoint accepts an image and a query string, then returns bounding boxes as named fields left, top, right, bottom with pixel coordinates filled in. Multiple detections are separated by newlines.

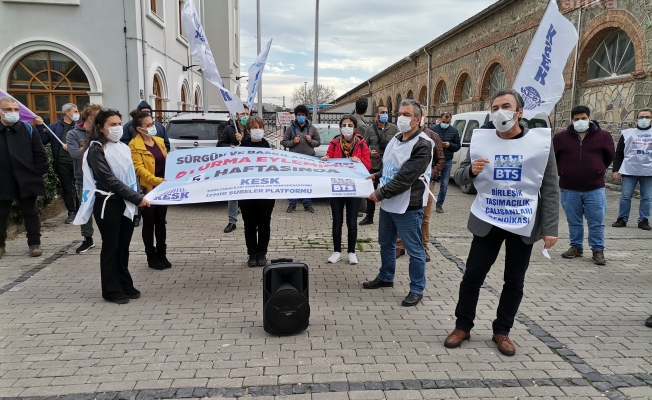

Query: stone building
left=323, top=0, right=651, bottom=138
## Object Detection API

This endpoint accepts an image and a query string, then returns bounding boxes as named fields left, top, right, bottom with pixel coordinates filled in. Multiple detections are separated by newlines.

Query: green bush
left=10, top=146, right=61, bottom=221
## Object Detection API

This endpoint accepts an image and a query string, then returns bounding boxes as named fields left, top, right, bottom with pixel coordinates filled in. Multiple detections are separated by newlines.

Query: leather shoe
left=401, top=292, right=423, bottom=307
left=396, top=248, right=405, bottom=258
left=444, top=328, right=470, bottom=348
left=424, top=249, right=431, bottom=262
left=224, top=223, right=236, bottom=233
left=359, top=216, right=373, bottom=226
left=646, top=315, right=652, bottom=328
left=592, top=250, right=606, bottom=265
left=562, top=246, right=583, bottom=259
left=362, top=278, right=393, bottom=289
left=247, top=255, right=258, bottom=267
left=492, top=334, right=516, bottom=356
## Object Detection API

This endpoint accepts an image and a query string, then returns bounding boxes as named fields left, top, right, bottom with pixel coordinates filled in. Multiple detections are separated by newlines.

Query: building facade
left=324, top=0, right=651, bottom=140
left=0, top=0, right=240, bottom=124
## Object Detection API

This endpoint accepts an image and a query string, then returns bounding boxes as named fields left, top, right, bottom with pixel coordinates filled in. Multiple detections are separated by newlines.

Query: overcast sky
left=238, top=0, right=498, bottom=107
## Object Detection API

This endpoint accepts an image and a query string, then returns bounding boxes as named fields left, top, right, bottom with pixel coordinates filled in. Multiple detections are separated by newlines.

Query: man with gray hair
left=0, top=96, right=48, bottom=258
left=39, top=103, right=80, bottom=224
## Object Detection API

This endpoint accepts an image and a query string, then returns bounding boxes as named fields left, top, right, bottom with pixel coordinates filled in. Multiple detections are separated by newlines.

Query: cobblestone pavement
left=0, top=184, right=650, bottom=400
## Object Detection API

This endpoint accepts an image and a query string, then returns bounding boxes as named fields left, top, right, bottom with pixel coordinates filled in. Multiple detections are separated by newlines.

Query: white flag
left=513, top=0, right=578, bottom=119
left=246, top=38, right=273, bottom=109
left=181, top=0, right=244, bottom=114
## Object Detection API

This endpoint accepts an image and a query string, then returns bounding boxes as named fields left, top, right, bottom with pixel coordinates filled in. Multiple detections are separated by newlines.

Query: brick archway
left=418, top=85, right=427, bottom=104
left=433, top=74, right=450, bottom=105
left=480, top=53, right=512, bottom=100
left=453, top=66, right=474, bottom=102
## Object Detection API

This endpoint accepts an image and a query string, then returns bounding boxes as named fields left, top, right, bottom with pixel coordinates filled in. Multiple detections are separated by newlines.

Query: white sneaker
left=327, top=252, right=341, bottom=263
left=348, top=252, right=358, bottom=265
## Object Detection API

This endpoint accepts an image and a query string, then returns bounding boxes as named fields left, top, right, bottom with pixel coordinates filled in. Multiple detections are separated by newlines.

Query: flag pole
left=201, top=0, right=208, bottom=114
left=256, top=0, right=263, bottom=117
left=312, top=0, right=319, bottom=123
left=42, top=124, right=66, bottom=146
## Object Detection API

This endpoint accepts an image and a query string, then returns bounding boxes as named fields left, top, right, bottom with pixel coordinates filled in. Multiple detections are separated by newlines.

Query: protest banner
left=146, top=147, right=374, bottom=205
left=276, top=112, right=294, bottom=126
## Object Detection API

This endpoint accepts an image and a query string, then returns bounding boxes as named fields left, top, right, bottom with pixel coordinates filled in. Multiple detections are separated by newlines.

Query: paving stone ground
left=0, top=184, right=650, bottom=400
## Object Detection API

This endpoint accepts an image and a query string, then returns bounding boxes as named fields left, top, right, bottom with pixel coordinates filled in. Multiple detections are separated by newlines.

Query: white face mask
left=340, top=127, right=354, bottom=138
left=142, top=126, right=157, bottom=137
left=573, top=119, right=589, bottom=133
left=396, top=115, right=413, bottom=133
left=71, top=113, right=80, bottom=122
left=250, top=129, right=264, bottom=140
left=2, top=111, right=20, bottom=124
left=638, top=118, right=651, bottom=129
left=106, top=125, right=123, bottom=142
left=491, top=109, right=517, bottom=133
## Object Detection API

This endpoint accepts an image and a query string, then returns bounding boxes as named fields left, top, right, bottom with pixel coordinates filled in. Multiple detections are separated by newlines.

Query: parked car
left=166, top=113, right=230, bottom=152
left=448, top=111, right=551, bottom=194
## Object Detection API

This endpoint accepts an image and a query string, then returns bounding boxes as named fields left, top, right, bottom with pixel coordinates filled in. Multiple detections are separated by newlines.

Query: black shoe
left=145, top=246, right=166, bottom=270
left=247, top=254, right=258, bottom=267
left=638, top=219, right=651, bottom=231
left=401, top=292, right=423, bottom=307
left=435, top=206, right=444, bottom=214
left=286, top=204, right=296, bottom=213
left=646, top=315, right=652, bottom=327
left=357, top=212, right=363, bottom=218
left=76, top=237, right=95, bottom=254
left=362, top=278, right=394, bottom=289
left=224, top=223, right=236, bottom=233
left=359, top=216, right=374, bottom=226
left=257, top=253, right=267, bottom=266
left=133, top=215, right=141, bottom=227
left=612, top=217, right=627, bottom=227
left=126, top=289, right=141, bottom=300
left=64, top=211, right=76, bottom=224
left=108, top=298, right=129, bottom=305
left=304, top=205, right=315, bottom=213
left=156, top=243, right=172, bottom=269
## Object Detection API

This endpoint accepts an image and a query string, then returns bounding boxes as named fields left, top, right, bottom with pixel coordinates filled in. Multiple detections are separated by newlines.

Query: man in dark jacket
left=352, top=98, right=369, bottom=138
left=553, top=106, right=615, bottom=265
left=121, top=101, right=170, bottom=151
left=39, top=103, right=79, bottom=223
left=430, top=112, right=461, bottom=213
left=0, top=96, right=48, bottom=258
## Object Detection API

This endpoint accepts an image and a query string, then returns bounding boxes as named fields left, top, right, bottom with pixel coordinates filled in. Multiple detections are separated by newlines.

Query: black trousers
left=141, top=205, right=168, bottom=248
left=239, top=199, right=275, bottom=255
left=455, top=227, right=533, bottom=335
left=0, top=197, right=41, bottom=247
left=94, top=196, right=138, bottom=301
left=56, top=163, right=78, bottom=212
left=365, top=169, right=380, bottom=219
left=330, top=197, right=362, bottom=253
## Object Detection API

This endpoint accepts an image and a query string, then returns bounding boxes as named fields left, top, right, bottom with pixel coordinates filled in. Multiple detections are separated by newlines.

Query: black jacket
left=0, top=121, right=47, bottom=201
left=217, top=120, right=250, bottom=147
left=87, top=142, right=144, bottom=205
left=430, top=123, right=461, bottom=160
left=613, top=124, right=652, bottom=172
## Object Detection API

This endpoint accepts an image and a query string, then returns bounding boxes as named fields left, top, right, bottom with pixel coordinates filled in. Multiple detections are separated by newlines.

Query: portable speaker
left=262, top=259, right=310, bottom=335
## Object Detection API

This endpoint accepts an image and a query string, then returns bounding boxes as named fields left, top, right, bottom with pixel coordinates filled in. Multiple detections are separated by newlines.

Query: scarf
left=339, top=135, right=357, bottom=158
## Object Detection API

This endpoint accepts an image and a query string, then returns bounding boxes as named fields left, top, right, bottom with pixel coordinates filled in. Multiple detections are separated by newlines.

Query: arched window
left=396, top=94, right=402, bottom=113
left=588, top=30, right=636, bottom=80
left=8, top=51, right=90, bottom=124
left=462, top=76, right=473, bottom=101
left=387, top=97, right=392, bottom=115
left=406, top=90, right=414, bottom=99
left=489, top=65, right=506, bottom=97
left=436, top=82, right=448, bottom=104
left=418, top=86, right=427, bottom=104
left=194, top=88, right=200, bottom=111
left=181, top=84, right=187, bottom=111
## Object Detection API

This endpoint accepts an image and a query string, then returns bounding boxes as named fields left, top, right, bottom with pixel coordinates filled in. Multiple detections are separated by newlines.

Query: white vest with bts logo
left=618, top=128, right=652, bottom=177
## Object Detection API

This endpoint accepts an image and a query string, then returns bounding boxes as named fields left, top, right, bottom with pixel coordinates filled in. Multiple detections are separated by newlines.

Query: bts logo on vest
left=494, top=155, right=524, bottom=181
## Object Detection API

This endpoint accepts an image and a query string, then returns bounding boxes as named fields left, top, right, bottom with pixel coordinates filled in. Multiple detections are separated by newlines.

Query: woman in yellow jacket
left=129, top=111, right=171, bottom=270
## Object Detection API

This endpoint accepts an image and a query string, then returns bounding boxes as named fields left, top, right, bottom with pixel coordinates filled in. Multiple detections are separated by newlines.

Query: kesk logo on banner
left=145, top=147, right=374, bottom=205
left=512, top=0, right=578, bottom=119
left=246, top=39, right=273, bottom=109
left=181, top=0, right=244, bottom=114
left=469, top=129, right=551, bottom=237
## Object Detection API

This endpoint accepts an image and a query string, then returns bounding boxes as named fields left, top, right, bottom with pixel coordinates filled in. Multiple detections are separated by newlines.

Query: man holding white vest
left=444, top=90, right=559, bottom=356
left=363, top=99, right=433, bottom=307
left=612, top=109, right=652, bottom=231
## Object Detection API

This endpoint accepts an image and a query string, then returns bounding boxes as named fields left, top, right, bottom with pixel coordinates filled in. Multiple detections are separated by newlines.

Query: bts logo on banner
left=494, top=155, right=524, bottom=181
left=331, top=178, right=356, bottom=193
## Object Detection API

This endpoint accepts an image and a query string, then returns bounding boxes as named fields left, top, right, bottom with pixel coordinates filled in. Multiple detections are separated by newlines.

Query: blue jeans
left=289, top=199, right=312, bottom=207
left=228, top=200, right=238, bottom=224
left=436, top=160, right=453, bottom=207
left=618, top=175, right=652, bottom=223
left=377, top=208, right=426, bottom=295
left=560, top=188, right=606, bottom=251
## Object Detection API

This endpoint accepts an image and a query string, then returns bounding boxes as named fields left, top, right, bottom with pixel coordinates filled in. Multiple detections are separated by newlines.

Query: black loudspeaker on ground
left=262, top=259, right=310, bottom=335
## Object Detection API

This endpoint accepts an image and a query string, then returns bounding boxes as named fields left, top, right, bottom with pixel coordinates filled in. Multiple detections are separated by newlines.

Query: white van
left=447, top=111, right=551, bottom=194
left=166, top=113, right=230, bottom=152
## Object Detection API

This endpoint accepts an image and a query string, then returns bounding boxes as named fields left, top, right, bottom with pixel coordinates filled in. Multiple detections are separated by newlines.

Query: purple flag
left=0, top=88, right=37, bottom=123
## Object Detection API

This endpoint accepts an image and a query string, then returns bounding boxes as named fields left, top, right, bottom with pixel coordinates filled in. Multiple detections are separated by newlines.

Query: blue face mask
left=378, top=114, right=388, bottom=123
left=297, top=115, right=306, bottom=124
left=440, top=123, right=449, bottom=129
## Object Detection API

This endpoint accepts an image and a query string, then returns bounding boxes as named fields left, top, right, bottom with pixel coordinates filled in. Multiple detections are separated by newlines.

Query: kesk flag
left=246, top=38, right=273, bottom=109
left=146, top=147, right=374, bottom=205
left=181, top=0, right=244, bottom=114
left=512, top=0, right=578, bottom=119
left=0, top=88, right=37, bottom=123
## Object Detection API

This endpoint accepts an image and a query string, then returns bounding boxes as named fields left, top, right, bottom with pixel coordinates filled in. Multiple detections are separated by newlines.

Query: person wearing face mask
left=75, top=108, right=150, bottom=304
left=0, top=96, right=48, bottom=259
left=363, top=99, right=434, bottom=308
left=429, top=112, right=461, bottom=214
left=360, top=106, right=399, bottom=226
left=67, top=104, right=103, bottom=254
left=120, top=101, right=170, bottom=151
left=217, top=105, right=250, bottom=234
left=321, top=115, right=371, bottom=265
left=130, top=111, right=172, bottom=271
left=238, top=116, right=275, bottom=267
left=553, top=106, right=615, bottom=265
left=612, top=108, right=652, bottom=231
left=281, top=104, right=321, bottom=213
left=38, top=103, right=81, bottom=224
left=446, top=89, right=559, bottom=357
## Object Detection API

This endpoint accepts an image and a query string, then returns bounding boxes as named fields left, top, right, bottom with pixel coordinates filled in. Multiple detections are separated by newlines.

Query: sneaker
left=327, top=252, right=341, bottom=263
left=348, top=252, right=358, bottom=265
left=304, top=205, right=315, bottom=213
left=638, top=219, right=651, bottom=231
left=286, top=204, right=296, bottom=213
left=76, top=237, right=95, bottom=254
left=64, top=211, right=76, bottom=224
left=359, top=216, right=374, bottom=226
left=0, top=246, right=5, bottom=259
left=436, top=205, right=444, bottom=213
left=612, top=218, right=626, bottom=227
left=29, top=245, right=42, bottom=257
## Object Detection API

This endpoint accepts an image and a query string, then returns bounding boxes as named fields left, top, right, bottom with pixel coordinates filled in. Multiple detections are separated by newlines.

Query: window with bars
left=588, top=30, right=635, bottom=80
left=461, top=76, right=473, bottom=101
left=489, top=65, right=506, bottom=97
